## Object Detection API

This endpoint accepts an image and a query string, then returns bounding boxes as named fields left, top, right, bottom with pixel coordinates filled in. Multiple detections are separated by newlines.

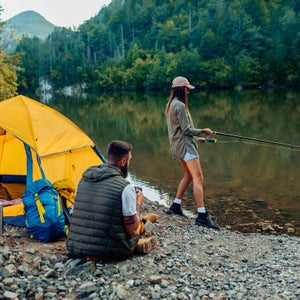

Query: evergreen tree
left=0, top=6, right=20, bottom=100
left=11, top=0, right=300, bottom=91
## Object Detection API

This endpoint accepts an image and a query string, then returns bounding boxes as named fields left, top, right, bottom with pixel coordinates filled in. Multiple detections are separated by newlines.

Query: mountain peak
left=5, top=10, right=56, bottom=39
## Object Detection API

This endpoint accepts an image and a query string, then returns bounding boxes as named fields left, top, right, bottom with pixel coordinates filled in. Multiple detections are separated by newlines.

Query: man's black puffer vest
left=66, top=164, right=140, bottom=261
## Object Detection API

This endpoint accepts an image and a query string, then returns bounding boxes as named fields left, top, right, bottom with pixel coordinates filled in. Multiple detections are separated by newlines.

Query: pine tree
left=0, top=6, right=20, bottom=100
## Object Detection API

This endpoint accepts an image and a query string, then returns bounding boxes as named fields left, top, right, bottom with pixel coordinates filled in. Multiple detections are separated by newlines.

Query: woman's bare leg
left=186, top=158, right=204, bottom=208
left=175, top=159, right=192, bottom=199
left=185, top=158, right=219, bottom=229
left=165, top=160, right=192, bottom=216
left=167, top=157, right=219, bottom=229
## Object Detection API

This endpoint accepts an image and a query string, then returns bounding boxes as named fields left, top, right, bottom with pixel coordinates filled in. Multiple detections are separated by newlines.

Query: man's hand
left=136, top=190, right=144, bottom=210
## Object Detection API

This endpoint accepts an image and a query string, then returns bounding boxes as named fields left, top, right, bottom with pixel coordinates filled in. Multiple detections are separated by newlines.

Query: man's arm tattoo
left=123, top=215, right=137, bottom=225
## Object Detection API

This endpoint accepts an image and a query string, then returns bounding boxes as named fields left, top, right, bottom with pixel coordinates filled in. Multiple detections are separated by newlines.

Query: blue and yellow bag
left=22, top=144, right=66, bottom=242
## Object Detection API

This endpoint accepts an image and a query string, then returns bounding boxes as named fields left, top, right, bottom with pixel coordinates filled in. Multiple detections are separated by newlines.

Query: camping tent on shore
left=0, top=95, right=105, bottom=200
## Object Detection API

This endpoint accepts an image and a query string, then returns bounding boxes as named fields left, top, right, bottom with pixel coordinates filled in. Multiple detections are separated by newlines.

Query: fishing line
left=210, top=139, right=300, bottom=152
left=204, top=132, right=300, bottom=152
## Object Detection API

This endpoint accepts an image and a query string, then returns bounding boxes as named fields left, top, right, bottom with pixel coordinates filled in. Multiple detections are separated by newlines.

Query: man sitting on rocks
left=66, top=140, right=158, bottom=261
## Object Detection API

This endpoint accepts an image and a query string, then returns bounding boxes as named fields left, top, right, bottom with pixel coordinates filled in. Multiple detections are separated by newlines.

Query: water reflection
left=127, top=174, right=170, bottom=207
left=46, top=89, right=300, bottom=235
left=128, top=173, right=196, bottom=219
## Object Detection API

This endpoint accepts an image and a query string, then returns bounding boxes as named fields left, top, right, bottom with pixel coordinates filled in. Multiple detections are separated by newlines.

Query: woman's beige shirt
left=167, top=98, right=202, bottom=160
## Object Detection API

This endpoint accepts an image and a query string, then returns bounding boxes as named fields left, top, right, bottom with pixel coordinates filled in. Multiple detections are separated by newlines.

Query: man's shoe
left=135, top=236, right=158, bottom=254
left=195, top=212, right=220, bottom=230
left=164, top=203, right=187, bottom=217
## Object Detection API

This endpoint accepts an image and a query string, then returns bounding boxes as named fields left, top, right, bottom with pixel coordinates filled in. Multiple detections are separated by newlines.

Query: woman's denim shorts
left=183, top=151, right=199, bottom=162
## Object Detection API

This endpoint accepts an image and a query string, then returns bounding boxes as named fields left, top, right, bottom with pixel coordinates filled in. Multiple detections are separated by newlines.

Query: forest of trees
left=1, top=0, right=300, bottom=97
left=0, top=8, right=20, bottom=100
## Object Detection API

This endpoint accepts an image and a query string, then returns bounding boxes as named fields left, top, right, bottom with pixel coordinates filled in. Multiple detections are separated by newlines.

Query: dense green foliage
left=12, top=0, right=300, bottom=92
left=0, top=7, right=20, bottom=100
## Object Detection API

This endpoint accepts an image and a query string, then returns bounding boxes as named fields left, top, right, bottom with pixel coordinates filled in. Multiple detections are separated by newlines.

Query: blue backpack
left=22, top=144, right=66, bottom=242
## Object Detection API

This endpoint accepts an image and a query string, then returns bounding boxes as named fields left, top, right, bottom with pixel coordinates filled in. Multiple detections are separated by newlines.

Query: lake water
left=43, top=89, right=300, bottom=236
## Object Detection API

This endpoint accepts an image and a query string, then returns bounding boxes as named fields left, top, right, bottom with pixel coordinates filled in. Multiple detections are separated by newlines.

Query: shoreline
left=1, top=198, right=299, bottom=299
left=178, top=194, right=299, bottom=238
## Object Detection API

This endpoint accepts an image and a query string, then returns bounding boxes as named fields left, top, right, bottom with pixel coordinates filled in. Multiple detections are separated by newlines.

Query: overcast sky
left=0, top=0, right=112, bottom=27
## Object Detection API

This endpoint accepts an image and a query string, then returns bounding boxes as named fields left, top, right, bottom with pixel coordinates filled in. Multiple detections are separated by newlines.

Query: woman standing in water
left=165, top=76, right=219, bottom=230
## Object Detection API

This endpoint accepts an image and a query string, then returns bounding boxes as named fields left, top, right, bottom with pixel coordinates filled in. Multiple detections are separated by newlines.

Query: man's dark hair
left=107, top=140, right=132, bottom=162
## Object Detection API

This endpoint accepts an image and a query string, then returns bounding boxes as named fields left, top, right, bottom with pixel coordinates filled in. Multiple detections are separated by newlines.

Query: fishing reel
left=205, top=136, right=217, bottom=143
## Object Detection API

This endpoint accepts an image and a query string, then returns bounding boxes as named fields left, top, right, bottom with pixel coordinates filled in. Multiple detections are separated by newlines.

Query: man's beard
left=121, top=164, right=128, bottom=177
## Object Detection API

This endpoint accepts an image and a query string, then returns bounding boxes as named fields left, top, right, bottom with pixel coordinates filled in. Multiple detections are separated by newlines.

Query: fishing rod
left=204, top=131, right=300, bottom=150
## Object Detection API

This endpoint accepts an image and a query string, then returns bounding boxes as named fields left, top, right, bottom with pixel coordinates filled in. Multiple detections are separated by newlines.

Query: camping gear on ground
left=22, top=144, right=66, bottom=242
left=0, top=199, right=24, bottom=227
left=1, top=182, right=26, bottom=226
left=0, top=95, right=105, bottom=229
left=53, top=179, right=76, bottom=226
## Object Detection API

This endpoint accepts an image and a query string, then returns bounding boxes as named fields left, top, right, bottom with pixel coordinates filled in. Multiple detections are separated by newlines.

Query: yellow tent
left=0, top=95, right=104, bottom=191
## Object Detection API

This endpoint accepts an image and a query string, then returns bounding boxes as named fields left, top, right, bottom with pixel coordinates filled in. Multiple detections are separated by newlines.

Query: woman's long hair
left=165, top=86, right=188, bottom=115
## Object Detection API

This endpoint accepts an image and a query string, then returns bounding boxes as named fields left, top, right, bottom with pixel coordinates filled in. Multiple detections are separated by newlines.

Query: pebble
left=0, top=202, right=299, bottom=299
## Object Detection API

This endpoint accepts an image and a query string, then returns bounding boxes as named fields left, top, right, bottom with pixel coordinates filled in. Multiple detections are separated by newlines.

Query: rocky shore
left=1, top=199, right=299, bottom=299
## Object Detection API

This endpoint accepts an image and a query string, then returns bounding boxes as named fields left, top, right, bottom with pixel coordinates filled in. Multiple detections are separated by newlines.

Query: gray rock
left=3, top=291, right=19, bottom=299
left=1, top=205, right=300, bottom=299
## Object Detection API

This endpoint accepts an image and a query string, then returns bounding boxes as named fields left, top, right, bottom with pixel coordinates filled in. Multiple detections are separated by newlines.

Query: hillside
left=3, top=0, right=300, bottom=92
left=5, top=10, right=56, bottom=39
left=1, top=10, right=56, bottom=51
